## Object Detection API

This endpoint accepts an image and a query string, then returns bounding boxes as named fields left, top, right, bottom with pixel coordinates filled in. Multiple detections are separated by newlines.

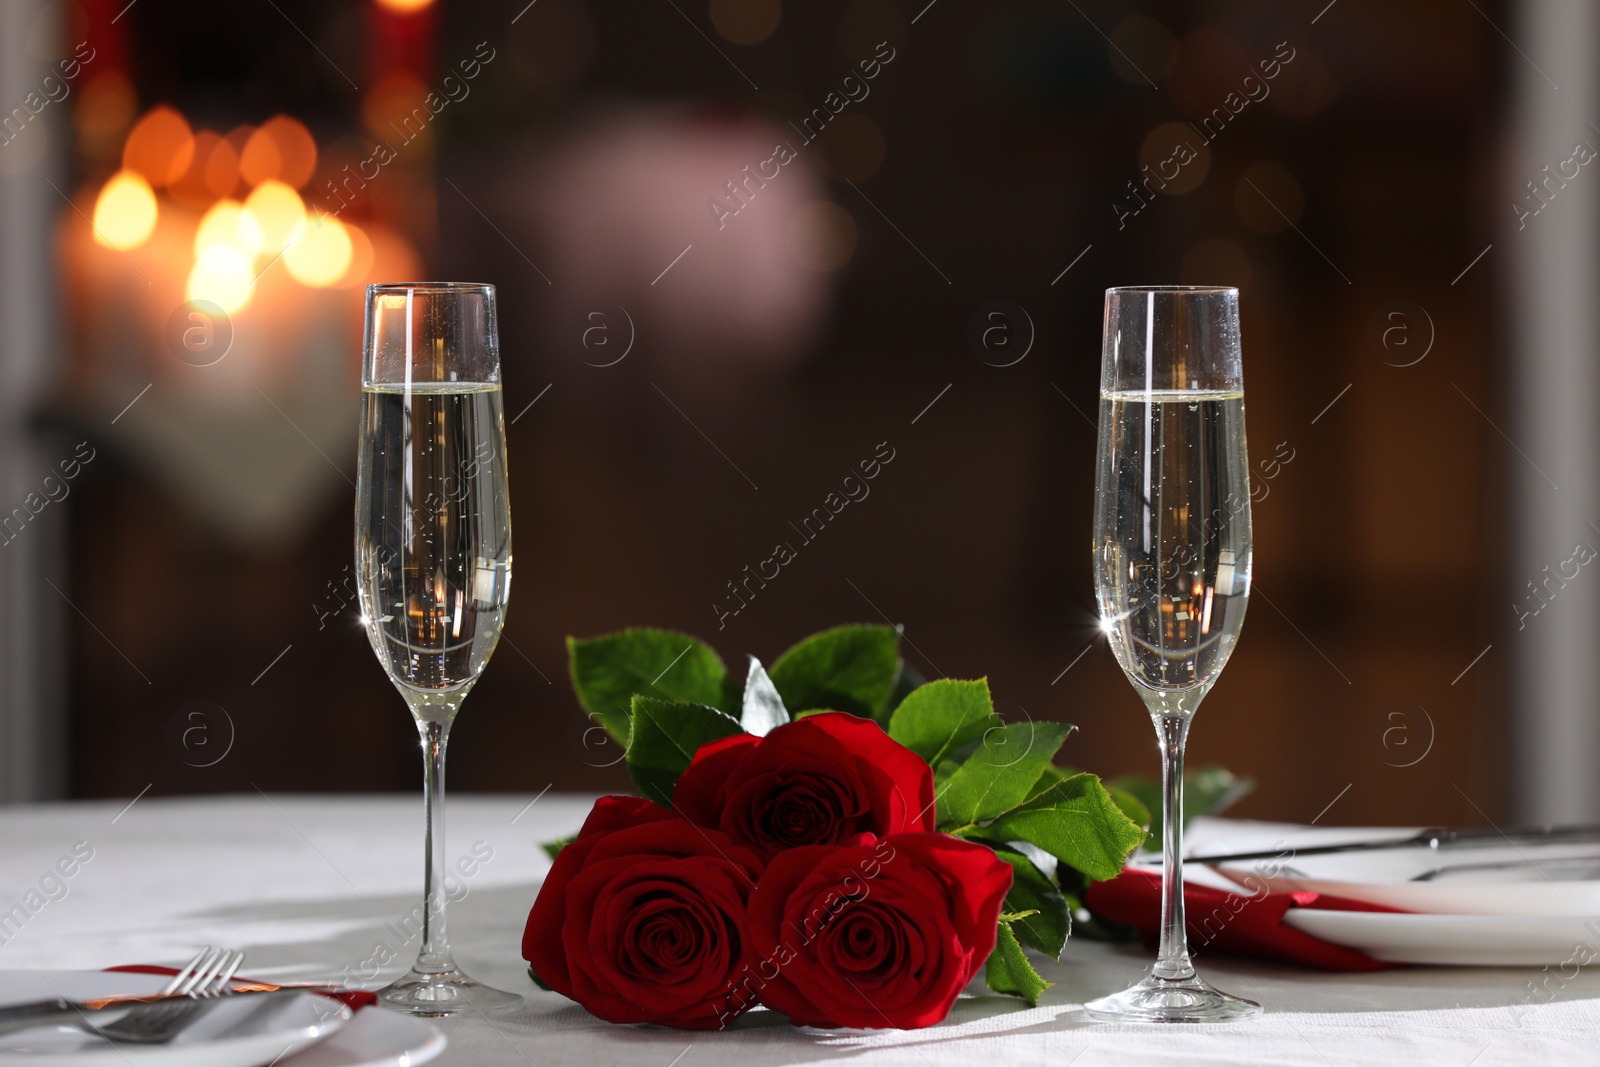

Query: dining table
left=0, top=792, right=1596, bottom=1066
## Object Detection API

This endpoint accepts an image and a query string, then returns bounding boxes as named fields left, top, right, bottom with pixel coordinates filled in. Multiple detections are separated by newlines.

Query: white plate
left=1283, top=910, right=1600, bottom=966
left=1212, top=839, right=1600, bottom=916
left=0, top=973, right=443, bottom=1067
left=276, top=1009, right=445, bottom=1067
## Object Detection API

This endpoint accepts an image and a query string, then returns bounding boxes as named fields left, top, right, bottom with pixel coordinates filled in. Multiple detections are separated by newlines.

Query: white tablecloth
left=0, top=794, right=1596, bottom=1065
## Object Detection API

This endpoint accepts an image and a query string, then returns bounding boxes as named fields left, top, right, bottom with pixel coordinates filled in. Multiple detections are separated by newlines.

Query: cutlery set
left=0, top=948, right=324, bottom=1046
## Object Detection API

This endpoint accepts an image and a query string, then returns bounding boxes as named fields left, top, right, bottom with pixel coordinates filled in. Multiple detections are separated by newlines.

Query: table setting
left=5, top=800, right=1600, bottom=1066
left=2, top=282, right=1600, bottom=1065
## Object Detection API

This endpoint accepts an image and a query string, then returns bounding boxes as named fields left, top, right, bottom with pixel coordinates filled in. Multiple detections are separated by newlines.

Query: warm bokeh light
left=186, top=245, right=256, bottom=313
left=362, top=72, right=430, bottom=136
left=203, top=136, right=241, bottom=199
left=238, top=128, right=281, bottom=188
left=195, top=199, right=264, bottom=258
left=218, top=126, right=256, bottom=198
left=374, top=0, right=434, bottom=12
left=243, top=180, right=307, bottom=252
left=1137, top=122, right=1210, bottom=196
left=787, top=200, right=857, bottom=271
left=337, top=223, right=375, bottom=287
left=79, top=101, right=422, bottom=328
left=167, top=131, right=220, bottom=208
left=285, top=217, right=354, bottom=286
left=91, top=171, right=158, bottom=250
left=74, top=72, right=137, bottom=145
left=710, top=0, right=781, bottom=45
left=246, top=117, right=318, bottom=188
left=122, top=107, right=195, bottom=188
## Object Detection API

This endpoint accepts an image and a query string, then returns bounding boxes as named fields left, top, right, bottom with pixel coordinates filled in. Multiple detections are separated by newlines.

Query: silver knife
left=1187, top=825, right=1600, bottom=865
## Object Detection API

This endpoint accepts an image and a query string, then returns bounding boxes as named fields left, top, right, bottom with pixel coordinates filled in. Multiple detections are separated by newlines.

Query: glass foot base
left=378, top=965, right=524, bottom=1017
left=1084, top=972, right=1262, bottom=1024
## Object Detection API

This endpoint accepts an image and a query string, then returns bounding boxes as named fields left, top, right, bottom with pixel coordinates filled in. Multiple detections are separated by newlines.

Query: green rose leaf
left=626, top=695, right=743, bottom=807
left=767, top=624, right=901, bottom=720
left=1031, top=766, right=1151, bottom=833
left=887, top=678, right=998, bottom=767
left=540, top=836, right=571, bottom=861
left=937, top=721, right=1074, bottom=829
left=987, top=771, right=1146, bottom=882
left=990, top=846, right=1071, bottom=959
left=985, top=920, right=1052, bottom=1006
left=568, top=629, right=731, bottom=742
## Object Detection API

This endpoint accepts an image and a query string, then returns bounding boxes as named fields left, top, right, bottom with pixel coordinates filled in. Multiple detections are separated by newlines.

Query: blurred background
left=0, top=0, right=1593, bottom=828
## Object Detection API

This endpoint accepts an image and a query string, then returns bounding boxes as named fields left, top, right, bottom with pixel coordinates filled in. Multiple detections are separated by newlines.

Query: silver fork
left=93, top=947, right=247, bottom=1045
left=160, top=947, right=248, bottom=998
left=0, top=947, right=248, bottom=1044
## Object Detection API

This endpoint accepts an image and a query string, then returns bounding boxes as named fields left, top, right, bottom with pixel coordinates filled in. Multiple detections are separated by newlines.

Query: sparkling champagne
left=356, top=382, right=511, bottom=699
left=1084, top=287, right=1261, bottom=1022
left=1093, top=389, right=1251, bottom=694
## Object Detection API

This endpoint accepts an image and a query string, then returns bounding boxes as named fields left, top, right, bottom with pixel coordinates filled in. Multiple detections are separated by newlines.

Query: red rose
left=673, top=712, right=936, bottom=860
left=521, top=794, right=765, bottom=1029
left=744, top=832, right=1013, bottom=1029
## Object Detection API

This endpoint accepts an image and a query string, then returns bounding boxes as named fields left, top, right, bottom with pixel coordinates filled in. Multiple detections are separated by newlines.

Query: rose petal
left=578, top=794, right=676, bottom=838
left=796, top=713, right=939, bottom=833
left=671, top=733, right=758, bottom=825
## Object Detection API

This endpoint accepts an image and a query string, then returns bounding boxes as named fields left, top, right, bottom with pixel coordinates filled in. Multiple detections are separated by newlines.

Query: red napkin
left=1085, top=867, right=1407, bottom=972
left=104, top=965, right=379, bottom=1010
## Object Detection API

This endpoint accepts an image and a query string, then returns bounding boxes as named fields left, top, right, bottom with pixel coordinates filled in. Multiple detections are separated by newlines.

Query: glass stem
left=415, top=714, right=456, bottom=972
left=1153, top=710, right=1194, bottom=981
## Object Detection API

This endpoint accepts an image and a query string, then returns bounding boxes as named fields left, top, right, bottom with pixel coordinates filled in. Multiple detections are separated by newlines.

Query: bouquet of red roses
left=522, top=625, right=1148, bottom=1030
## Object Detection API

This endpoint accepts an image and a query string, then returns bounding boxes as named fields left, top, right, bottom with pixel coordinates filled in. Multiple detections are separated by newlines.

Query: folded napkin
left=105, top=965, right=379, bottom=1010
left=1085, top=867, right=1406, bottom=972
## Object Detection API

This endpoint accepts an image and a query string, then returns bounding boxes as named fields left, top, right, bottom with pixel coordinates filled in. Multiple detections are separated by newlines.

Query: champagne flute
left=356, top=282, right=522, bottom=1015
left=1084, top=286, right=1260, bottom=1023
